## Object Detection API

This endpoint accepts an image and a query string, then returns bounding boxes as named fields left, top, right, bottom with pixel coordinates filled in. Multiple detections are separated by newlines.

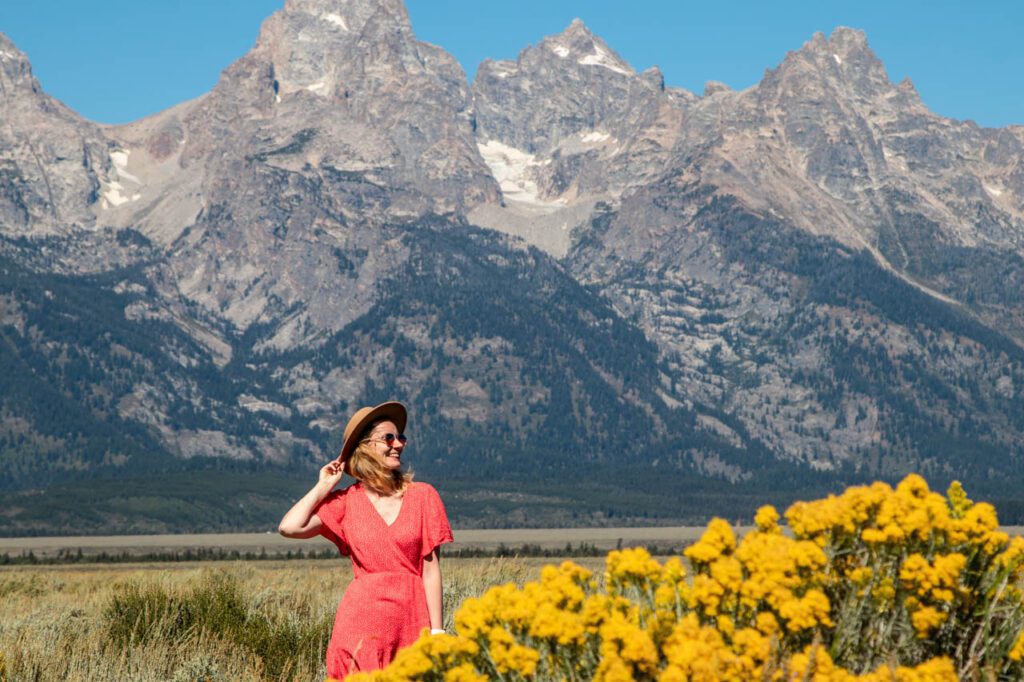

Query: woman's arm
left=278, top=460, right=343, bottom=538
left=422, top=548, right=444, bottom=631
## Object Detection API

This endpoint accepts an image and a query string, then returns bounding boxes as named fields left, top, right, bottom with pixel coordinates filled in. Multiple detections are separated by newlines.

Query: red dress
left=314, top=481, right=453, bottom=678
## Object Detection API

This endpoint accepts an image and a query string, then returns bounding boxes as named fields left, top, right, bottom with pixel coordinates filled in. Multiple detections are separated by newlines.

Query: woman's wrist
left=312, top=479, right=337, bottom=497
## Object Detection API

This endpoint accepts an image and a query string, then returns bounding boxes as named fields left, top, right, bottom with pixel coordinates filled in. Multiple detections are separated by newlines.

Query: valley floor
left=0, top=526, right=719, bottom=560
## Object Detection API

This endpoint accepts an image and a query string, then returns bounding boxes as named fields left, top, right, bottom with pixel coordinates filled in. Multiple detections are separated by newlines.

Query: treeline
left=0, top=541, right=682, bottom=566
left=0, top=546, right=339, bottom=565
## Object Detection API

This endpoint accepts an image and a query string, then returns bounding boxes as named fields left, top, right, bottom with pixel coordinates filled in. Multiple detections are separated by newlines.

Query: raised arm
left=278, top=460, right=344, bottom=538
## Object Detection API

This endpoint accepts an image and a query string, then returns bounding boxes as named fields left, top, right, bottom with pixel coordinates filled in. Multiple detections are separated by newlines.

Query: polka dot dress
left=314, top=481, right=453, bottom=678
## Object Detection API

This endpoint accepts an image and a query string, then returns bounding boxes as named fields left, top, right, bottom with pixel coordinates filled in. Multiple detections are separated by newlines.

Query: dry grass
left=0, top=557, right=573, bottom=681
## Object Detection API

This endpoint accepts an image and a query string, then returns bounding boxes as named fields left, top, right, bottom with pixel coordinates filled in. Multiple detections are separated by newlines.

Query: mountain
left=0, top=33, right=110, bottom=237
left=473, top=25, right=1024, bottom=476
left=1, top=4, right=1022, bottom=534
left=468, top=19, right=692, bottom=256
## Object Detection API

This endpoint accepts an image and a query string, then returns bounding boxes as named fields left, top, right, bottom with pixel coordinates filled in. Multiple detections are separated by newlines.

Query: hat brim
left=337, top=401, right=408, bottom=467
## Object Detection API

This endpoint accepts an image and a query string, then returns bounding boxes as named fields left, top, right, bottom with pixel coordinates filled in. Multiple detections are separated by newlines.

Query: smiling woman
left=277, top=401, right=453, bottom=679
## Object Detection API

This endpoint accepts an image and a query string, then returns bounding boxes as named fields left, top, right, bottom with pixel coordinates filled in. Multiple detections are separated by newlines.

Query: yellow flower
left=891, top=656, right=958, bottom=681
left=454, top=596, right=492, bottom=639
left=685, top=518, right=736, bottom=565
left=599, top=611, right=659, bottom=676
left=690, top=574, right=725, bottom=617
left=661, top=613, right=746, bottom=681
left=661, top=556, right=687, bottom=582
left=540, top=561, right=591, bottom=609
left=595, top=650, right=635, bottom=682
left=849, top=567, right=873, bottom=586
left=861, top=527, right=886, bottom=544
left=997, top=537, right=1024, bottom=575
left=443, top=663, right=488, bottom=682
left=946, top=481, right=972, bottom=519
left=487, top=626, right=539, bottom=677
left=1009, top=630, right=1024, bottom=662
left=528, top=602, right=586, bottom=646
left=778, top=589, right=832, bottom=632
left=606, top=546, right=663, bottom=598
left=899, top=553, right=965, bottom=603
left=755, top=505, right=781, bottom=533
left=716, top=614, right=735, bottom=638
left=710, top=556, right=743, bottom=594
left=755, top=611, right=779, bottom=636
left=872, top=577, right=895, bottom=603
left=910, top=606, right=948, bottom=638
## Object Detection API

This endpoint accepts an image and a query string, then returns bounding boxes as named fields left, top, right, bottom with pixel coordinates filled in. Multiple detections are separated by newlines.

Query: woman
left=278, top=401, right=453, bottom=678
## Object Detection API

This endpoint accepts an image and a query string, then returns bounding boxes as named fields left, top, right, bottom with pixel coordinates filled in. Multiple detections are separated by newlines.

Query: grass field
left=0, top=557, right=591, bottom=681
left=5, top=525, right=1024, bottom=680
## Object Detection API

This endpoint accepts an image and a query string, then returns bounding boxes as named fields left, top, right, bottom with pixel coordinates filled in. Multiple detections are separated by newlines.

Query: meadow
left=0, top=557, right=555, bottom=681
left=5, top=477, right=1024, bottom=681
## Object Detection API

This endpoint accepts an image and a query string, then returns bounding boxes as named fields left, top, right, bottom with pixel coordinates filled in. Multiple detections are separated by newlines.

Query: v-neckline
left=360, top=483, right=407, bottom=529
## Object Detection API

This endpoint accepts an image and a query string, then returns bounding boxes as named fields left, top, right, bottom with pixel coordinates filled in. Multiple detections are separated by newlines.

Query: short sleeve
left=313, top=489, right=350, bottom=556
left=419, top=483, right=454, bottom=557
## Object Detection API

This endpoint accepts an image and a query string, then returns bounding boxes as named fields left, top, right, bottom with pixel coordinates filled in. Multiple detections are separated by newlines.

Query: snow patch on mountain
left=578, top=44, right=632, bottom=75
left=323, top=12, right=349, bottom=31
left=490, top=63, right=518, bottom=78
left=305, top=79, right=329, bottom=95
left=109, top=150, right=141, bottom=184
left=99, top=150, right=143, bottom=209
left=477, top=139, right=564, bottom=209
left=101, top=181, right=140, bottom=208
left=579, top=130, right=612, bottom=144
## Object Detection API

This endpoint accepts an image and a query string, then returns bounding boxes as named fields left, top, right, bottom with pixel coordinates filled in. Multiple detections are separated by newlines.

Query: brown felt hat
left=336, top=401, right=407, bottom=469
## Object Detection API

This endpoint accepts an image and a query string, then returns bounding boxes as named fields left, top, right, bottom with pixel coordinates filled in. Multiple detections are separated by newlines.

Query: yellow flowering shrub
left=348, top=476, right=1024, bottom=681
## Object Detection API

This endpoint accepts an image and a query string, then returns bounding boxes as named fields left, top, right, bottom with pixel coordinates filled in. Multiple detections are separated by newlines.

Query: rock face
left=102, top=0, right=500, bottom=356
left=468, top=20, right=693, bottom=256
left=1, top=7, right=1024, bottom=530
left=0, top=34, right=109, bottom=235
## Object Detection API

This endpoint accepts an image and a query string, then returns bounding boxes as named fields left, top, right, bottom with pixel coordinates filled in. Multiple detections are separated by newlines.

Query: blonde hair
left=346, top=420, right=413, bottom=496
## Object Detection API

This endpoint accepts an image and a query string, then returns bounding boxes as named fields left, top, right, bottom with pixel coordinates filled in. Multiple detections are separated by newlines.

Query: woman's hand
left=319, top=459, right=345, bottom=489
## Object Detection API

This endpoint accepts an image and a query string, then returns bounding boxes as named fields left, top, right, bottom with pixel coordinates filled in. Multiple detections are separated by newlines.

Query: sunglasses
left=364, top=433, right=408, bottom=446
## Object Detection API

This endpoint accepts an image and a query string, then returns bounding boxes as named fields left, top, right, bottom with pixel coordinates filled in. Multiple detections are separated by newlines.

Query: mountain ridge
left=1, top=7, right=1022, bottom=533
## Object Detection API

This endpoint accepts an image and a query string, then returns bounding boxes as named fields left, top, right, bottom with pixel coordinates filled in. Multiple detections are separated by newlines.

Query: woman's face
left=364, top=420, right=406, bottom=470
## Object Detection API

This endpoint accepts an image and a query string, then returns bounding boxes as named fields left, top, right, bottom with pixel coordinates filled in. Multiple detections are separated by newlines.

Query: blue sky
left=2, top=1, right=1020, bottom=127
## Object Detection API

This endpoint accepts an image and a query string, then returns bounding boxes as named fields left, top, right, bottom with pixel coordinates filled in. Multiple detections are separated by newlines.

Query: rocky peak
left=639, top=66, right=665, bottom=91
left=0, top=33, right=39, bottom=98
left=129, top=0, right=498, bottom=340
left=468, top=20, right=687, bottom=257
left=807, top=27, right=870, bottom=59
left=176, top=0, right=486, bottom=187
left=762, top=26, right=892, bottom=102
left=539, top=18, right=635, bottom=78
left=472, top=19, right=653, bottom=155
left=282, top=0, right=413, bottom=35
left=240, top=0, right=428, bottom=104
left=0, top=33, right=113, bottom=237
